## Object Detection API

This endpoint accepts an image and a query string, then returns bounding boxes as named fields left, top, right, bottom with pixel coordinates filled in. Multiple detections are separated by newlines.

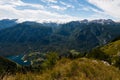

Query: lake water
left=7, top=54, right=31, bottom=66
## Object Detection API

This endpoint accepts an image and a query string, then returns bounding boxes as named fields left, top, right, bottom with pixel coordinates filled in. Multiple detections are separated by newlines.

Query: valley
left=0, top=19, right=120, bottom=80
left=1, top=0, right=120, bottom=79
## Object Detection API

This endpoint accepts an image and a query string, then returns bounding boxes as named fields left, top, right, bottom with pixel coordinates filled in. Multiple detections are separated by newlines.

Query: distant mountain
left=0, top=19, right=17, bottom=30
left=0, top=22, right=53, bottom=56
left=57, top=19, right=120, bottom=50
left=90, top=19, right=115, bottom=24
left=0, top=19, right=120, bottom=56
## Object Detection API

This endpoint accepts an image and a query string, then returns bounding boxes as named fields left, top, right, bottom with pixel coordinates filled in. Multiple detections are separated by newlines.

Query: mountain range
left=0, top=19, right=120, bottom=56
left=0, top=19, right=120, bottom=80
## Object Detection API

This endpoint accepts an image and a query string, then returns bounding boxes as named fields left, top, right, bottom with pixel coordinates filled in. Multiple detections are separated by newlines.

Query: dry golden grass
left=101, top=40, right=120, bottom=56
left=4, top=58, right=120, bottom=80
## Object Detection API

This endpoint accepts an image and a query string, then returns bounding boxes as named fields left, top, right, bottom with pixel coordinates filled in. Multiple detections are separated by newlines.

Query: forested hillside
left=0, top=19, right=120, bottom=56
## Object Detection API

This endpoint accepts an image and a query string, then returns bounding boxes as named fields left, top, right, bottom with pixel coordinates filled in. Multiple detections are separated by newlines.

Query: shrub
left=41, top=52, right=59, bottom=70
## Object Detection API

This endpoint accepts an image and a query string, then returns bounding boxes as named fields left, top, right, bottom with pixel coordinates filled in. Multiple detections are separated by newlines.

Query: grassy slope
left=100, top=40, right=120, bottom=67
left=2, top=39, right=120, bottom=80
left=5, top=58, right=120, bottom=80
left=101, top=40, right=120, bottom=56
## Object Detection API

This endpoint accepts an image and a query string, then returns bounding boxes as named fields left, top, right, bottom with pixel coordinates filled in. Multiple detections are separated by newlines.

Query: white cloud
left=0, top=0, right=44, bottom=9
left=50, top=1, right=75, bottom=11
left=60, top=1, right=74, bottom=8
left=0, top=0, right=81, bottom=23
left=41, top=0, right=58, bottom=3
left=87, top=0, right=120, bottom=19
left=50, top=5, right=67, bottom=10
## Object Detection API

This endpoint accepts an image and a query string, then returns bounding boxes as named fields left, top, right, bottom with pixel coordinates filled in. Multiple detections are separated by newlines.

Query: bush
left=86, top=48, right=110, bottom=62
left=41, top=52, right=59, bottom=70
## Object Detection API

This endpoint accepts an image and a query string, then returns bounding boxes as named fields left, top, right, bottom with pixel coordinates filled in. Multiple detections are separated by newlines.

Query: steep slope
left=0, top=56, right=18, bottom=76
left=100, top=39, right=120, bottom=68
left=5, top=58, right=120, bottom=80
left=101, top=40, right=120, bottom=55
left=87, top=38, right=120, bottom=69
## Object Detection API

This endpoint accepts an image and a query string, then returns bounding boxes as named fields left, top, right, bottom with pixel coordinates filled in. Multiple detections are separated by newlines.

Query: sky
left=0, top=0, right=120, bottom=23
